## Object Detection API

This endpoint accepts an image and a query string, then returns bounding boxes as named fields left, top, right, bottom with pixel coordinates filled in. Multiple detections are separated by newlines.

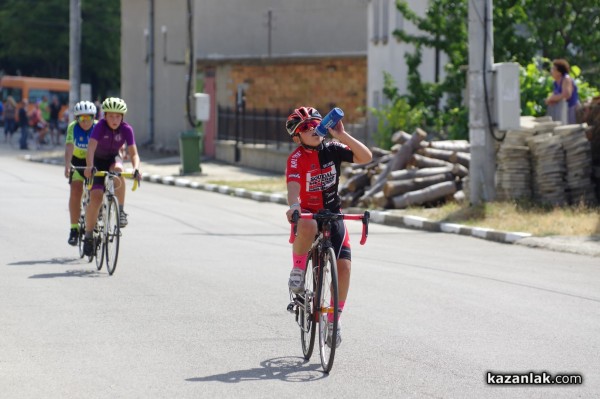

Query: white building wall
left=367, top=0, right=448, bottom=114
left=122, top=0, right=191, bottom=150
left=122, top=0, right=368, bottom=151
left=194, top=0, right=368, bottom=59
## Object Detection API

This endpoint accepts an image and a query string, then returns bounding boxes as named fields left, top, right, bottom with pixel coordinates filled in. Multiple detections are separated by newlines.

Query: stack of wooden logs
left=340, top=128, right=471, bottom=209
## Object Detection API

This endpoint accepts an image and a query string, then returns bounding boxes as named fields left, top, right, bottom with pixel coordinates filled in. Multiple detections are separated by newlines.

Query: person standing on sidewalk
left=3, top=96, right=17, bottom=143
left=18, top=99, right=29, bottom=150
left=49, top=95, right=62, bottom=145
left=545, top=58, right=580, bottom=124
left=64, top=101, right=97, bottom=246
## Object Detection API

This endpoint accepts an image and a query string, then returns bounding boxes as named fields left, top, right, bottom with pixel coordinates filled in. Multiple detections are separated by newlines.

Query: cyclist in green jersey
left=64, top=101, right=97, bottom=246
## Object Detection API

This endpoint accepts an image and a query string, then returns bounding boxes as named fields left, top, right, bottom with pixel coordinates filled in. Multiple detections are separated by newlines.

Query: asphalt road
left=1, top=156, right=599, bottom=398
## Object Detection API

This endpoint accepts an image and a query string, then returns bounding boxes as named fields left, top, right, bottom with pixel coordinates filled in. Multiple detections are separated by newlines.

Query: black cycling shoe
left=68, top=228, right=79, bottom=246
left=83, top=237, right=94, bottom=256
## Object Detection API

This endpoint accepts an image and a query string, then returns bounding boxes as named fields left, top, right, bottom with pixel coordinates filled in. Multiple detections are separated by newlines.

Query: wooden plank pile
left=579, top=98, right=600, bottom=201
left=339, top=128, right=470, bottom=209
left=495, top=116, right=597, bottom=206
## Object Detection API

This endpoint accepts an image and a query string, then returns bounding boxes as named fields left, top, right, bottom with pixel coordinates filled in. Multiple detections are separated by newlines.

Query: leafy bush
left=372, top=57, right=600, bottom=150
left=369, top=72, right=425, bottom=149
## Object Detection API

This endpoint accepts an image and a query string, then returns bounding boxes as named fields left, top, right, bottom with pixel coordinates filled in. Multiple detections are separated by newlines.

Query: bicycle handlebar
left=289, top=209, right=370, bottom=245
left=92, top=170, right=140, bottom=191
left=70, top=166, right=141, bottom=191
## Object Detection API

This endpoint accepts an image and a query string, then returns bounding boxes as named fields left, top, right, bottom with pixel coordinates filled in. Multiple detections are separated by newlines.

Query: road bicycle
left=89, top=170, right=140, bottom=275
left=287, top=209, right=369, bottom=373
left=71, top=167, right=139, bottom=274
left=69, top=166, right=95, bottom=264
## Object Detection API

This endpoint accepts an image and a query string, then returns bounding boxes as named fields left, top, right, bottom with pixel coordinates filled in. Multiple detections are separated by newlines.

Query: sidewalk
left=2, top=137, right=599, bottom=257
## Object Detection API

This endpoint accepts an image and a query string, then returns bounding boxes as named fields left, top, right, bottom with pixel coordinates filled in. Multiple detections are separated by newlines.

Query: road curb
left=344, top=208, right=532, bottom=244
left=28, top=155, right=532, bottom=246
left=137, top=172, right=533, bottom=246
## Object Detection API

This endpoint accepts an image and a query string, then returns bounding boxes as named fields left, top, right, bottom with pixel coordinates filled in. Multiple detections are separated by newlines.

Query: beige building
left=121, top=0, right=368, bottom=157
left=121, top=0, right=437, bottom=168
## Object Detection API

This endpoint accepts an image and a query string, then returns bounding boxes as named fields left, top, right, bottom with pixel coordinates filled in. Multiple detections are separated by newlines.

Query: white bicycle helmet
left=101, top=97, right=127, bottom=114
left=73, top=100, right=97, bottom=116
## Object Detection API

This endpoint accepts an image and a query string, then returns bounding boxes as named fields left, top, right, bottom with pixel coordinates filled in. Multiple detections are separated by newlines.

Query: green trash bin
left=179, top=130, right=203, bottom=174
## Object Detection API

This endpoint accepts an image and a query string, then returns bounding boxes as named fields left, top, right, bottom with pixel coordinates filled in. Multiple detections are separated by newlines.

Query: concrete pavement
left=2, top=135, right=599, bottom=257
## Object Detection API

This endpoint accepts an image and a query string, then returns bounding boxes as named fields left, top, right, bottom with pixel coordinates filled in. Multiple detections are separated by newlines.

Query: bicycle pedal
left=287, top=302, right=296, bottom=313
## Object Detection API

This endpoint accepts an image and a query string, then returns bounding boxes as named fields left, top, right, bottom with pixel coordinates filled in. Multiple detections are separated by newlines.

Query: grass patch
left=206, top=177, right=286, bottom=193
left=207, top=177, right=600, bottom=236
left=393, top=201, right=600, bottom=236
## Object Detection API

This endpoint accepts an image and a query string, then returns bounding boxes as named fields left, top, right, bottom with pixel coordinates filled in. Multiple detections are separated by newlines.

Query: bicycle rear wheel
left=104, top=197, right=120, bottom=275
left=94, top=222, right=104, bottom=270
left=300, top=250, right=317, bottom=360
left=78, top=189, right=89, bottom=259
left=318, top=247, right=338, bottom=373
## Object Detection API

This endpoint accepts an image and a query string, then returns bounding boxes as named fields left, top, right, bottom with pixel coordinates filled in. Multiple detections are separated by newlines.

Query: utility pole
left=148, top=0, right=155, bottom=145
left=266, top=9, right=273, bottom=57
left=468, top=0, right=496, bottom=204
left=69, top=0, right=81, bottom=116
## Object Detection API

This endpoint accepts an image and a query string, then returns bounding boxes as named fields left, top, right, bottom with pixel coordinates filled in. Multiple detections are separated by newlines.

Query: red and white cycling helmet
left=286, top=106, right=322, bottom=136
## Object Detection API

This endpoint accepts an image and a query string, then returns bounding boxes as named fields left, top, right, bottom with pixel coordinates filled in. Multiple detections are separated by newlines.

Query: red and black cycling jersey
left=286, top=141, right=354, bottom=213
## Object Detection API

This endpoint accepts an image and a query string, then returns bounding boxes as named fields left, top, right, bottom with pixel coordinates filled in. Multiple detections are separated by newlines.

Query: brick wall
left=205, top=56, right=367, bottom=123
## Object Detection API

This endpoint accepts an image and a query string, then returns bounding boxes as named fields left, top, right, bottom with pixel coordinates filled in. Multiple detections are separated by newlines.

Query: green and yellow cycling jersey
left=65, top=119, right=97, bottom=159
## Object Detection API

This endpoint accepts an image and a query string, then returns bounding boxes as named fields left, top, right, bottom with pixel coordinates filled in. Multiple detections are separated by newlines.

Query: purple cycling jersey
left=90, top=119, right=136, bottom=159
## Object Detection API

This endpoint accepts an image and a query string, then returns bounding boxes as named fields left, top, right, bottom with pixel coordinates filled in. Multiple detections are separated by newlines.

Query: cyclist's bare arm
left=126, top=144, right=141, bottom=176
left=286, top=181, right=302, bottom=222
left=84, top=139, right=98, bottom=179
left=64, top=143, right=74, bottom=178
left=327, top=120, right=372, bottom=165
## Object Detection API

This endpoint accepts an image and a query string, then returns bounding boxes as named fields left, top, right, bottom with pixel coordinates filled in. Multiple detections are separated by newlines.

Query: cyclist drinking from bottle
left=284, top=106, right=372, bottom=348
left=83, top=97, right=141, bottom=256
left=64, top=101, right=98, bottom=246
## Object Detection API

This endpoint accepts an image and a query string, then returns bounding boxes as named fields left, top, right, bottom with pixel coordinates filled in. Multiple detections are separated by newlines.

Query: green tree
left=0, top=0, right=121, bottom=99
left=519, top=1, right=600, bottom=87
left=377, top=0, right=600, bottom=145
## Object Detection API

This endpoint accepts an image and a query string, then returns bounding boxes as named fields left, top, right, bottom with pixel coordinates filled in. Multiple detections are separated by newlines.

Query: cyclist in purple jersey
left=83, top=97, right=142, bottom=256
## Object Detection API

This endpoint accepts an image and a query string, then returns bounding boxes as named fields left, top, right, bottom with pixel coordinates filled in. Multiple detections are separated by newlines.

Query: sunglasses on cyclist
left=78, top=115, right=93, bottom=122
left=295, top=120, right=319, bottom=134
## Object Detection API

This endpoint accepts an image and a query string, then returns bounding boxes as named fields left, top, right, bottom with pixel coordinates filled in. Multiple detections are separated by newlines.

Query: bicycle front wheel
left=318, top=247, right=338, bottom=373
left=104, top=197, right=120, bottom=275
left=94, top=223, right=104, bottom=270
left=300, top=250, right=317, bottom=360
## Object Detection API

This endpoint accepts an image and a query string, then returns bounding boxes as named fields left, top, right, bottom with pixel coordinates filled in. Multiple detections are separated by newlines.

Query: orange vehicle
left=0, top=75, right=70, bottom=121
